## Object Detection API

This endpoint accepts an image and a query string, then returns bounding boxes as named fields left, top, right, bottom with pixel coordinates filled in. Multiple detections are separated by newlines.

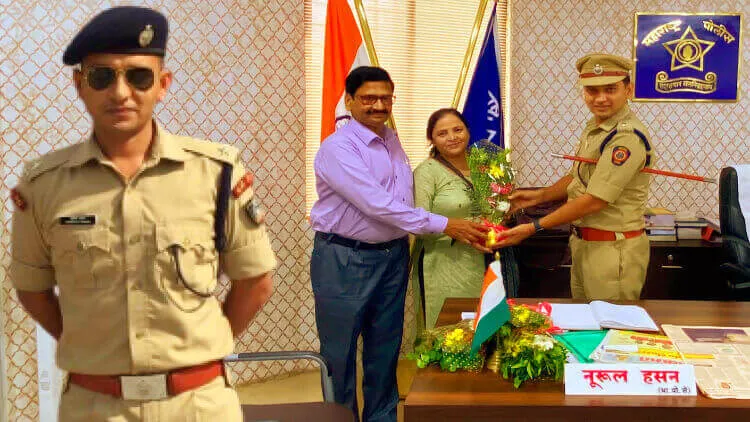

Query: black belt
left=316, top=232, right=406, bottom=250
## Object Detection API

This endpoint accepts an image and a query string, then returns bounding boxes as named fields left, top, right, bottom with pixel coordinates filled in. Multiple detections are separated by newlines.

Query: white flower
left=495, top=201, right=510, bottom=212
left=532, top=334, right=554, bottom=351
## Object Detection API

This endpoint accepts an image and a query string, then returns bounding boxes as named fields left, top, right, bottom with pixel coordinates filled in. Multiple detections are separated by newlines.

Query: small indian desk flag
left=470, top=256, right=511, bottom=354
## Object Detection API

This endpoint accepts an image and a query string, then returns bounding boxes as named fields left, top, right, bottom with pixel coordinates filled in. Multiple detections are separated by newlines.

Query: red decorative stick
left=551, top=153, right=716, bottom=183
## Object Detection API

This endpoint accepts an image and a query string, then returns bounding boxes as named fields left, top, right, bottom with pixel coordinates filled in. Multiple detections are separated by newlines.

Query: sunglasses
left=82, top=66, right=156, bottom=91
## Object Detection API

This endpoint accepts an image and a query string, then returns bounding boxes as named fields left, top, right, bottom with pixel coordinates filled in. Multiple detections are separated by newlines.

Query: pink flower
left=491, top=183, right=503, bottom=194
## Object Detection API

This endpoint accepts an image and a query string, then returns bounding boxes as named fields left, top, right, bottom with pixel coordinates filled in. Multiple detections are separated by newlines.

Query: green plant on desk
left=408, top=320, right=484, bottom=372
left=495, top=303, right=566, bottom=388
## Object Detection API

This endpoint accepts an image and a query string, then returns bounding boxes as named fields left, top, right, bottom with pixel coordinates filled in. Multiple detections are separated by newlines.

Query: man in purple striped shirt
left=310, top=66, right=488, bottom=422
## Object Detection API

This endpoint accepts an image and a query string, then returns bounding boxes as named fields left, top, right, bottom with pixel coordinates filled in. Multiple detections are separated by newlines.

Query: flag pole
left=451, top=0, right=492, bottom=108
left=502, top=0, right=512, bottom=151
left=353, top=0, right=397, bottom=131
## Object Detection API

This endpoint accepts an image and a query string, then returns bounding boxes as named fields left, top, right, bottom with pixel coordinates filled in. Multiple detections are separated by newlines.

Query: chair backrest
left=719, top=167, right=750, bottom=291
left=720, top=167, right=748, bottom=242
left=225, top=351, right=336, bottom=403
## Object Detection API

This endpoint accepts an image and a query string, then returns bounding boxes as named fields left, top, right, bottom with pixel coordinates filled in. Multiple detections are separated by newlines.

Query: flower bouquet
left=407, top=320, right=484, bottom=372
left=494, top=300, right=566, bottom=388
left=467, top=140, right=515, bottom=246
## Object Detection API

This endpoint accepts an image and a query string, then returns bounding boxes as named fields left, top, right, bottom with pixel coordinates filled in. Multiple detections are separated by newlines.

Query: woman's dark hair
left=426, top=108, right=470, bottom=157
left=345, top=66, right=394, bottom=96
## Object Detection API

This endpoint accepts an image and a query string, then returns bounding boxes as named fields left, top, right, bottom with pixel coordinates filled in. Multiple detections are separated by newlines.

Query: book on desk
left=550, top=301, right=658, bottom=331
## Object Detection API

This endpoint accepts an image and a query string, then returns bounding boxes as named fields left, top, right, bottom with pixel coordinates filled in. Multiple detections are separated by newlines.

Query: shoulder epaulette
left=616, top=121, right=634, bottom=133
left=22, top=144, right=79, bottom=182
left=179, top=137, right=239, bottom=165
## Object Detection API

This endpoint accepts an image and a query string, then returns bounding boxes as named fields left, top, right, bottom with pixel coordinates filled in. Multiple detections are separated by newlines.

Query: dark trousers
left=310, top=233, right=409, bottom=422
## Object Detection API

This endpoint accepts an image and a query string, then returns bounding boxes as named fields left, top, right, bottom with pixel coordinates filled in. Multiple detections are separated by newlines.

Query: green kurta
left=412, top=158, right=486, bottom=329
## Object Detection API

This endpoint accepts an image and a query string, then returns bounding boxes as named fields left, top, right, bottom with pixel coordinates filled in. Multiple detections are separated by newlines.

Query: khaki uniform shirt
left=10, top=125, right=276, bottom=375
left=567, top=105, right=654, bottom=231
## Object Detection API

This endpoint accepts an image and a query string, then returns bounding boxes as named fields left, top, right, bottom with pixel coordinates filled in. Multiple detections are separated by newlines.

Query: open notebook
left=550, top=301, right=658, bottom=332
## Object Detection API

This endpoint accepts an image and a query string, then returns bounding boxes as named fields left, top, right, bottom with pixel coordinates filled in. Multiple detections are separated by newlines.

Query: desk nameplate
left=565, top=363, right=696, bottom=396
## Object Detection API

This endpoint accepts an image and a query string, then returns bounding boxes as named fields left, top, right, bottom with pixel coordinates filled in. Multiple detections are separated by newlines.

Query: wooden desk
left=516, top=234, right=726, bottom=300
left=404, top=298, right=750, bottom=422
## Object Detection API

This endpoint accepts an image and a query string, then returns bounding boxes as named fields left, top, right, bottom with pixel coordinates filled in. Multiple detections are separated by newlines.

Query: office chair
left=225, top=351, right=354, bottom=422
left=718, top=166, right=750, bottom=297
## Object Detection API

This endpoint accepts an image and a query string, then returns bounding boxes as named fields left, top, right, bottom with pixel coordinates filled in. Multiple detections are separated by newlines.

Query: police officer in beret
left=10, top=6, right=276, bottom=421
left=498, top=53, right=655, bottom=300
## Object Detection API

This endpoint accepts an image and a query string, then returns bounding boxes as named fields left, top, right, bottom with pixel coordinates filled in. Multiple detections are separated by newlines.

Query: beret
left=63, top=6, right=168, bottom=65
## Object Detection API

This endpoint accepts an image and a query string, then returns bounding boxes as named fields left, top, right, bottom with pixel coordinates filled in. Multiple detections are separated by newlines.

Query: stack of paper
left=645, top=214, right=676, bottom=241
left=588, top=329, right=683, bottom=364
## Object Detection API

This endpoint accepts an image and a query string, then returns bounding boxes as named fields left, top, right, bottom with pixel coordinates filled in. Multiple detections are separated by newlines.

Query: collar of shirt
left=344, top=117, right=396, bottom=146
left=63, top=122, right=192, bottom=169
left=584, top=104, right=632, bottom=133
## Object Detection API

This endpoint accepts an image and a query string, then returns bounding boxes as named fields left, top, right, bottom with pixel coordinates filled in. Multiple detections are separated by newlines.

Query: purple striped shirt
left=310, top=119, right=448, bottom=243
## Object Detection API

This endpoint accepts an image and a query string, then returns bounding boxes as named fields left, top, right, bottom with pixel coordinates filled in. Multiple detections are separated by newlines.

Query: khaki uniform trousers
left=569, top=233, right=650, bottom=300
left=59, top=376, right=242, bottom=422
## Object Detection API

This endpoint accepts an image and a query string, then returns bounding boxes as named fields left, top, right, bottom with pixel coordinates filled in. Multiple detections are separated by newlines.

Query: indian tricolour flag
left=470, top=259, right=511, bottom=354
left=320, top=0, right=371, bottom=141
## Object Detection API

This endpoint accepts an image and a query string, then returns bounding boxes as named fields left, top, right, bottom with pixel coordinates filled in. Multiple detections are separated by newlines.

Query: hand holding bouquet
left=467, top=140, right=515, bottom=246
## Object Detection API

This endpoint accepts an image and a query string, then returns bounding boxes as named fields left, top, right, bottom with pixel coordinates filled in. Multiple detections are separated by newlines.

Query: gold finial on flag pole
left=353, top=0, right=397, bottom=131
left=451, top=0, right=492, bottom=108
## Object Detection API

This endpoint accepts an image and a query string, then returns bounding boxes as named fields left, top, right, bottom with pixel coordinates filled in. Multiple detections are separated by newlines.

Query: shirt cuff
left=10, top=259, right=56, bottom=292
left=427, top=214, right=449, bottom=234
left=586, top=179, right=623, bottom=204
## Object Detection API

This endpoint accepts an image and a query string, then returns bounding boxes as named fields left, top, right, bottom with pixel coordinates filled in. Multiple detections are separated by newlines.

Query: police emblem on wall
left=633, top=13, right=742, bottom=102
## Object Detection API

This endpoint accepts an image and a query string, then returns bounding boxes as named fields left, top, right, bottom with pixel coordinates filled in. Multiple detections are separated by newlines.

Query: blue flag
left=462, top=5, right=504, bottom=147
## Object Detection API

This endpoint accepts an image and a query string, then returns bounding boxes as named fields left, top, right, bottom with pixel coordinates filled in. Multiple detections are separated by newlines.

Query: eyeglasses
left=355, top=95, right=396, bottom=105
left=82, top=66, right=155, bottom=91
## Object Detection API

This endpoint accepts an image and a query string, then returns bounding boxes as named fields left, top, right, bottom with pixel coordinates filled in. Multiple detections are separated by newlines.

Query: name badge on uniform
left=59, top=215, right=96, bottom=226
left=244, top=199, right=266, bottom=225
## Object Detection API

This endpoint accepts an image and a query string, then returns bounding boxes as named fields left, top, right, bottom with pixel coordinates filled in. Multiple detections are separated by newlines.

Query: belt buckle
left=121, top=374, right=168, bottom=400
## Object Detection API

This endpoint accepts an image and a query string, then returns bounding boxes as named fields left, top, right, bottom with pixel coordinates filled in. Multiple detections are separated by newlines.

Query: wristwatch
left=532, top=218, right=545, bottom=233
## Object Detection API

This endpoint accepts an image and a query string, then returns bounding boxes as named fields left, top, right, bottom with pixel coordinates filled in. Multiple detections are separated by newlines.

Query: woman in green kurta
left=412, top=109, right=486, bottom=330
left=412, top=109, right=520, bottom=331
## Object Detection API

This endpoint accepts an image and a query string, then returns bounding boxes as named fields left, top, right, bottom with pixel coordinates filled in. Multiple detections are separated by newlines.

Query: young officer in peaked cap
left=11, top=6, right=276, bottom=421
left=497, top=53, right=655, bottom=300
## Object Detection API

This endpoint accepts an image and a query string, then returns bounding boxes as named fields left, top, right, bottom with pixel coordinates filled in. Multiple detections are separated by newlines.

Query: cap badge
left=593, top=64, right=603, bottom=75
left=139, top=25, right=155, bottom=48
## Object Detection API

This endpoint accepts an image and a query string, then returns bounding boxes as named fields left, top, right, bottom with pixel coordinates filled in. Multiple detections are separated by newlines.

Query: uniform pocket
left=155, top=225, right=218, bottom=311
left=51, top=228, right=114, bottom=289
